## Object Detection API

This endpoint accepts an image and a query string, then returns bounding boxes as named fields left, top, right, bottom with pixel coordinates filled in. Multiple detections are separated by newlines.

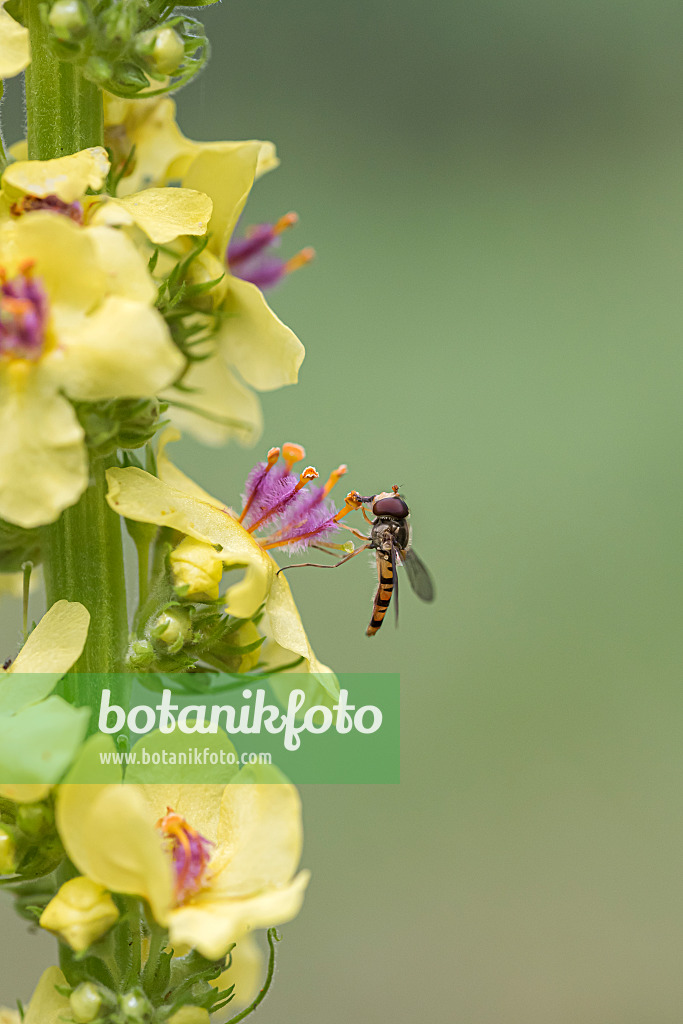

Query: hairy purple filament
left=157, top=809, right=213, bottom=903
left=0, top=269, right=50, bottom=360
left=11, top=194, right=83, bottom=223
left=227, top=213, right=313, bottom=291
left=240, top=448, right=346, bottom=552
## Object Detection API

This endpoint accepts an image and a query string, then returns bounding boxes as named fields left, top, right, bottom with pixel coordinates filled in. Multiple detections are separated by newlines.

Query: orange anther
left=282, top=442, right=306, bottom=469
left=333, top=490, right=363, bottom=521
left=297, top=466, right=319, bottom=487
left=266, top=446, right=281, bottom=465
left=285, top=247, right=315, bottom=275
left=18, top=259, right=35, bottom=276
left=274, top=212, right=299, bottom=234
left=322, top=464, right=347, bottom=497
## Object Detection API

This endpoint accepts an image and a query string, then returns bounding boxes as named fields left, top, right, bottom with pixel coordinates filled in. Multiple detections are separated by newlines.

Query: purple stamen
left=11, top=194, right=83, bottom=223
left=0, top=270, right=50, bottom=360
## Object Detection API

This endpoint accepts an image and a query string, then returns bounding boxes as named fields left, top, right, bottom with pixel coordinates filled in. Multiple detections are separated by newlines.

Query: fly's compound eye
left=372, top=496, right=409, bottom=518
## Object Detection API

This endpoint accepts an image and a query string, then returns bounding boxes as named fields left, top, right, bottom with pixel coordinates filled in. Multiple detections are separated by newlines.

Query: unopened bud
left=40, top=877, right=119, bottom=952
left=119, top=989, right=151, bottom=1021
left=154, top=608, right=192, bottom=646
left=70, top=982, right=103, bottom=1023
left=85, top=56, right=112, bottom=85
left=0, top=827, right=16, bottom=874
left=170, top=537, right=224, bottom=601
left=137, top=27, right=186, bottom=75
left=48, top=0, right=88, bottom=40
left=16, top=800, right=53, bottom=838
left=114, top=62, right=150, bottom=91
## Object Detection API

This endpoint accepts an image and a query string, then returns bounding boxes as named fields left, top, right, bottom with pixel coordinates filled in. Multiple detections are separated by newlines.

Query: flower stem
left=24, top=0, right=103, bottom=160
left=42, top=455, right=129, bottom=675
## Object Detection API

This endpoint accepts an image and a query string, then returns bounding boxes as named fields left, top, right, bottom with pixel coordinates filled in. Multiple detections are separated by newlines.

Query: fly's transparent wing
left=402, top=548, right=435, bottom=601
left=391, top=541, right=399, bottom=626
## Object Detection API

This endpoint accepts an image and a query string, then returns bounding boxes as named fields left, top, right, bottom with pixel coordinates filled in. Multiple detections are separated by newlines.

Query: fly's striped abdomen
left=366, top=555, right=394, bottom=636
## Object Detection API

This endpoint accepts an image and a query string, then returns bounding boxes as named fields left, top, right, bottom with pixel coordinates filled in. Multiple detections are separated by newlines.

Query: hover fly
left=279, top=485, right=435, bottom=636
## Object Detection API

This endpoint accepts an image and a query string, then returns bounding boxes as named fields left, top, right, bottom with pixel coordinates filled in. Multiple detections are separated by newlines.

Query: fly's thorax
left=371, top=517, right=410, bottom=552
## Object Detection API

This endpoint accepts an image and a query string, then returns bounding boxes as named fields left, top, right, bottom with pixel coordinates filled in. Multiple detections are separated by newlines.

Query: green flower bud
left=48, top=0, right=88, bottom=41
left=0, top=827, right=17, bottom=874
left=128, top=638, right=155, bottom=668
left=84, top=55, right=112, bottom=85
left=114, top=61, right=150, bottom=92
left=70, top=982, right=103, bottom=1023
left=16, top=800, right=54, bottom=838
left=154, top=609, right=192, bottom=646
left=119, top=989, right=151, bottom=1021
left=137, top=26, right=186, bottom=75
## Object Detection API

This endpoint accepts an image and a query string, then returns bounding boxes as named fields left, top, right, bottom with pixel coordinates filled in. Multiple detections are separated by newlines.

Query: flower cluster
left=0, top=4, right=341, bottom=1021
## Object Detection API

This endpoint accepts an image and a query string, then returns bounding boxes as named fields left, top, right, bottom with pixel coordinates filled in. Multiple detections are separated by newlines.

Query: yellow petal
left=2, top=148, right=109, bottom=203
left=211, top=777, right=303, bottom=894
left=138, top=783, right=226, bottom=845
left=261, top=571, right=336, bottom=679
left=0, top=213, right=106, bottom=311
left=51, top=296, right=184, bottom=401
left=23, top=967, right=70, bottom=1024
left=157, top=428, right=228, bottom=506
left=164, top=354, right=263, bottom=446
left=85, top=224, right=156, bottom=303
left=0, top=783, right=51, bottom=803
left=56, top=784, right=174, bottom=922
left=182, top=144, right=262, bottom=257
left=0, top=363, right=87, bottom=528
left=0, top=1008, right=20, bottom=1024
left=90, top=187, right=212, bottom=243
left=106, top=468, right=273, bottom=619
left=219, top=276, right=304, bottom=390
left=167, top=139, right=278, bottom=188
left=168, top=1009, right=210, bottom=1024
left=167, top=872, right=310, bottom=959
left=0, top=7, right=30, bottom=79
left=8, top=599, right=89, bottom=675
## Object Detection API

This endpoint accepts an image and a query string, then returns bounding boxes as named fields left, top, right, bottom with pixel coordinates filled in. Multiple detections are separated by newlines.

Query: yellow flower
left=100, top=94, right=302, bottom=446
left=0, top=1009, right=20, bottom=1024
left=40, top=876, right=120, bottom=952
left=165, top=143, right=305, bottom=446
left=103, top=94, right=277, bottom=197
left=56, top=772, right=310, bottom=959
left=105, top=431, right=337, bottom=685
left=1, top=146, right=213, bottom=245
left=0, top=599, right=89, bottom=802
left=0, top=212, right=184, bottom=526
left=0, top=1, right=29, bottom=80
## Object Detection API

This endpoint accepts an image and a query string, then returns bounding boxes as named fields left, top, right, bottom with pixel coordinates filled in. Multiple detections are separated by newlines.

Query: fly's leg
left=276, top=543, right=371, bottom=575
left=339, top=523, right=371, bottom=541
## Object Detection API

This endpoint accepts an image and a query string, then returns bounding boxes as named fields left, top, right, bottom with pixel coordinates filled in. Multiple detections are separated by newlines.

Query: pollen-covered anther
left=282, top=442, right=306, bottom=469
left=273, top=211, right=299, bottom=234
left=297, top=466, right=319, bottom=488
left=334, top=490, right=364, bottom=520
left=156, top=808, right=213, bottom=903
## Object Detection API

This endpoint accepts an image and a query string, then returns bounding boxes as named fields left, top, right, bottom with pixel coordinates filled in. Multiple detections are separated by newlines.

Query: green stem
left=24, top=0, right=103, bottom=159
left=42, top=455, right=129, bottom=675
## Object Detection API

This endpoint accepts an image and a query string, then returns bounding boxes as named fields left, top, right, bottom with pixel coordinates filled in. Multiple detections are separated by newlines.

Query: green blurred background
left=4, top=1, right=683, bottom=1020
